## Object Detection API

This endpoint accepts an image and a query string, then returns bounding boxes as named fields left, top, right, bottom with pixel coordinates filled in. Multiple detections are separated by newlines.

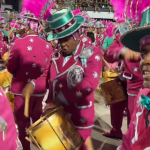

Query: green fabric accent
left=140, top=7, right=150, bottom=27
left=103, top=36, right=114, bottom=50
left=81, top=58, right=87, bottom=67
left=47, top=32, right=54, bottom=41
left=16, top=34, right=21, bottom=39
left=146, top=111, right=150, bottom=128
left=22, top=19, right=27, bottom=23
left=89, top=22, right=94, bottom=26
left=141, top=95, right=150, bottom=110
left=2, top=28, right=10, bottom=37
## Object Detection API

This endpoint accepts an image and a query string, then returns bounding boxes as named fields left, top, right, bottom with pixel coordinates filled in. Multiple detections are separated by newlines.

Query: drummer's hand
left=8, top=32, right=14, bottom=39
left=22, top=82, right=34, bottom=101
left=121, top=48, right=141, bottom=61
left=110, top=67, right=117, bottom=73
left=42, top=103, right=58, bottom=116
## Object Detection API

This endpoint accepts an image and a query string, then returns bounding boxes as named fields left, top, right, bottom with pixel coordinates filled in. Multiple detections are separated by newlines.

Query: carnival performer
left=103, top=23, right=117, bottom=51
left=102, top=0, right=143, bottom=140
left=0, top=15, right=14, bottom=111
left=6, top=0, right=55, bottom=149
left=0, top=87, right=22, bottom=150
left=95, top=21, right=106, bottom=48
left=73, top=10, right=93, bottom=46
left=117, top=0, right=150, bottom=149
left=22, top=8, right=102, bottom=150
left=102, top=23, right=119, bottom=71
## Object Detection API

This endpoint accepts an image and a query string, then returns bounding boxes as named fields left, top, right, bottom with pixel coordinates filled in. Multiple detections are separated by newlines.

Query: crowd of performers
left=0, top=0, right=150, bottom=149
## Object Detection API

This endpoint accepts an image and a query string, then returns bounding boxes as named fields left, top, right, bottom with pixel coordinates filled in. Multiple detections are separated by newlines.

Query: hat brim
left=120, top=27, right=150, bottom=52
left=47, top=32, right=54, bottom=41
left=24, top=16, right=38, bottom=21
left=52, top=15, right=85, bottom=40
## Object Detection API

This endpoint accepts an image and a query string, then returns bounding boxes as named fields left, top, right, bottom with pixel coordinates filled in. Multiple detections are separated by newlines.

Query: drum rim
left=27, top=106, right=63, bottom=132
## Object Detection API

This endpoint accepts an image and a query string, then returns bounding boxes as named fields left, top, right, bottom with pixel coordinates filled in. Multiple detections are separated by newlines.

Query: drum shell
left=6, top=92, right=14, bottom=112
left=0, top=69, right=13, bottom=88
left=100, top=78, right=127, bottom=105
left=27, top=107, right=83, bottom=150
left=103, top=70, right=118, bottom=82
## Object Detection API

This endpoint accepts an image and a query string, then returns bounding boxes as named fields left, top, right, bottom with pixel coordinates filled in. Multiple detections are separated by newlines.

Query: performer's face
left=97, top=28, right=101, bottom=34
left=59, top=35, right=79, bottom=55
left=88, top=27, right=93, bottom=32
left=140, top=44, right=150, bottom=88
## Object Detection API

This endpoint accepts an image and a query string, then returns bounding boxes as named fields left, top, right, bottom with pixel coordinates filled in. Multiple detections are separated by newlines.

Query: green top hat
left=120, top=7, right=150, bottom=52
left=88, top=22, right=94, bottom=27
left=47, top=8, right=85, bottom=40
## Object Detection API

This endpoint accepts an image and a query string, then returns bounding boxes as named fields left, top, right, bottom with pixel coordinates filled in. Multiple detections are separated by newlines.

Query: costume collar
left=63, top=43, right=80, bottom=57
left=26, top=33, right=39, bottom=37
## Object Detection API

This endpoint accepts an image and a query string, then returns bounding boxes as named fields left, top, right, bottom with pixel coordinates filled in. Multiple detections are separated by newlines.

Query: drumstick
left=85, top=137, right=94, bottom=150
left=8, top=20, right=18, bottom=38
left=102, top=57, right=111, bottom=69
left=24, top=96, right=30, bottom=118
left=12, top=20, right=18, bottom=31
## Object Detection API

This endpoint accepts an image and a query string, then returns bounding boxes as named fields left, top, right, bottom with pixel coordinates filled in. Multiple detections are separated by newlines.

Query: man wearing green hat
left=23, top=8, right=102, bottom=150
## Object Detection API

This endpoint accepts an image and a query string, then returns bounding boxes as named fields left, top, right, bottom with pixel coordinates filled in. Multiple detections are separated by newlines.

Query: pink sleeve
left=32, top=62, right=51, bottom=93
left=6, top=41, right=20, bottom=75
left=75, top=47, right=102, bottom=96
left=120, top=97, right=138, bottom=150
left=104, top=38, right=124, bottom=63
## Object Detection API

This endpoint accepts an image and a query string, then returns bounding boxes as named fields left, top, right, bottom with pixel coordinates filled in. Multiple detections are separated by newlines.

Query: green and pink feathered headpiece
left=22, top=0, right=56, bottom=21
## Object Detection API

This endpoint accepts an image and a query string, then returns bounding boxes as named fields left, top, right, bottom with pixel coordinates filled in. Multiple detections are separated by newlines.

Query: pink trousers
left=110, top=100, right=129, bottom=137
left=127, top=95, right=136, bottom=121
left=110, top=95, right=136, bottom=137
left=14, top=96, right=43, bottom=150
left=78, top=129, right=93, bottom=150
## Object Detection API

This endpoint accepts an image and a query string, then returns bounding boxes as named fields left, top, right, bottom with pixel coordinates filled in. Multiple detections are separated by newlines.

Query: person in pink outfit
left=22, top=9, right=102, bottom=150
left=0, top=87, right=22, bottom=150
left=117, top=0, right=150, bottom=149
left=103, top=32, right=143, bottom=139
left=95, top=21, right=107, bottom=48
left=6, top=10, right=53, bottom=150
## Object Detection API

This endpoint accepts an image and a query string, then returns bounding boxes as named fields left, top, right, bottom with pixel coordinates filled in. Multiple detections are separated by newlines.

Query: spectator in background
left=82, top=0, right=88, bottom=12
left=94, top=0, right=100, bottom=12
left=89, top=0, right=94, bottom=7
left=107, top=0, right=113, bottom=13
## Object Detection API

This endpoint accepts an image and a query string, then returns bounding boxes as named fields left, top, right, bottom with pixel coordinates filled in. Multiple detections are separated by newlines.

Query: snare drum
left=6, top=92, right=14, bottom=112
left=103, top=70, right=119, bottom=82
left=26, top=106, right=83, bottom=150
left=100, top=78, right=127, bottom=105
left=0, top=69, right=13, bottom=88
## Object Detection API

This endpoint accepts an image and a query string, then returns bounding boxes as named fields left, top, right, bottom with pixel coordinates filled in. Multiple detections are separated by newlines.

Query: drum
left=6, top=92, right=14, bottom=112
left=26, top=106, right=83, bottom=150
left=0, top=69, right=13, bottom=88
left=103, top=70, right=119, bottom=82
left=100, top=78, right=127, bottom=105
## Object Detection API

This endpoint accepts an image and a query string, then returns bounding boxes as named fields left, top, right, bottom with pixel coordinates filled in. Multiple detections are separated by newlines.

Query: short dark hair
left=87, top=32, right=95, bottom=43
